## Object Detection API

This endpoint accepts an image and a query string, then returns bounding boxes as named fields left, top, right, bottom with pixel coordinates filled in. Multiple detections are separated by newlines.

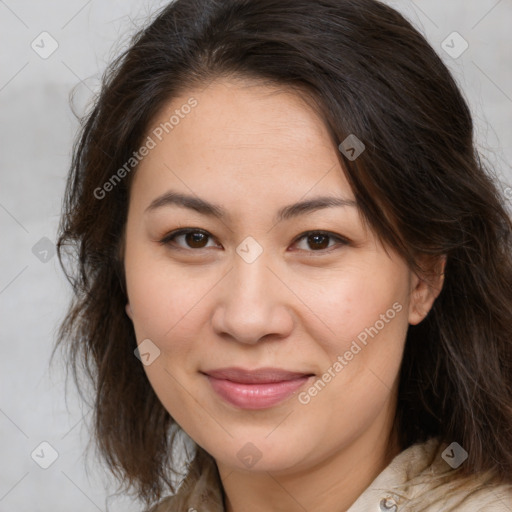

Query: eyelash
left=158, top=228, right=349, bottom=255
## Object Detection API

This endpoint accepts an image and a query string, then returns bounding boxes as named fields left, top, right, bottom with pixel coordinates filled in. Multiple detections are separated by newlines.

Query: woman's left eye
left=292, top=231, right=348, bottom=253
left=159, top=229, right=348, bottom=253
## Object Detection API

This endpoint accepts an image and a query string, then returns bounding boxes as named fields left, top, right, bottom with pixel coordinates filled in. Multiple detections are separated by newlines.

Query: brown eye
left=185, top=231, right=209, bottom=248
left=160, top=229, right=218, bottom=250
left=293, top=231, right=348, bottom=253
left=306, top=233, right=330, bottom=250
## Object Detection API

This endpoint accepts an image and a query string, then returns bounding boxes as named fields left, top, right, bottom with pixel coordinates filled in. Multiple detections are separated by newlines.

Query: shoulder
left=147, top=494, right=221, bottom=512
left=146, top=497, right=172, bottom=512
left=411, top=475, right=512, bottom=511
left=348, top=437, right=512, bottom=511
left=409, top=439, right=512, bottom=511
left=145, top=446, right=225, bottom=512
left=147, top=491, right=223, bottom=512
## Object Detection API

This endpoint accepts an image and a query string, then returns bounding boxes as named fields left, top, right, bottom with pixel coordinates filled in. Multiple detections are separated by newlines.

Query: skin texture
left=123, top=78, right=444, bottom=512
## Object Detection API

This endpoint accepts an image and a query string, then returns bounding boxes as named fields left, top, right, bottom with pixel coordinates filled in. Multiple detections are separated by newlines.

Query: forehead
left=130, top=78, right=355, bottom=208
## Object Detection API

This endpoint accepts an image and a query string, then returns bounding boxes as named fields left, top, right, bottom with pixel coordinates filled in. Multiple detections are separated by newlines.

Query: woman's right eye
left=159, top=228, right=220, bottom=250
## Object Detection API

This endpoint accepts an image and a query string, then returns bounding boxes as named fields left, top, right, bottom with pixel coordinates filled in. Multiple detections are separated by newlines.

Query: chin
left=200, top=430, right=317, bottom=474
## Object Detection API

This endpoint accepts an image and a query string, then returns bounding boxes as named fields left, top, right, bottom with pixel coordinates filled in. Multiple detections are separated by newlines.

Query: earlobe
left=408, top=255, right=446, bottom=325
left=125, top=303, right=133, bottom=320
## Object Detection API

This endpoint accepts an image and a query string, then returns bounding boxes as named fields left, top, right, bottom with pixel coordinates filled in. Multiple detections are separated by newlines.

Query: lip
left=202, top=367, right=314, bottom=410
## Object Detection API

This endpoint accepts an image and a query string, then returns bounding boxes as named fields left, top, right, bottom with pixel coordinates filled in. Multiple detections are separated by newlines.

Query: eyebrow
left=144, top=190, right=357, bottom=223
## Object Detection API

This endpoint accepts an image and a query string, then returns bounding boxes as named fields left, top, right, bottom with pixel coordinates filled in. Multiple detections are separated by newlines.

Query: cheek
left=128, top=269, right=204, bottom=340
left=292, top=265, right=410, bottom=440
left=124, top=249, right=212, bottom=418
left=293, top=260, right=410, bottom=360
left=124, top=242, right=219, bottom=357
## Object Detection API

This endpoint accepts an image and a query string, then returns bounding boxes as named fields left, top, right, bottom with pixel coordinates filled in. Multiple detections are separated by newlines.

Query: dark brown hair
left=55, top=0, right=512, bottom=506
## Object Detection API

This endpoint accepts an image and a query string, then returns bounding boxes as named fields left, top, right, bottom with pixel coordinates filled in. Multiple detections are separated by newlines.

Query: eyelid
left=159, top=228, right=350, bottom=253
left=158, top=228, right=221, bottom=249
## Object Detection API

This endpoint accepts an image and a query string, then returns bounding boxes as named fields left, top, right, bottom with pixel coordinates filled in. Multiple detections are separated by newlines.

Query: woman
left=56, top=0, right=512, bottom=510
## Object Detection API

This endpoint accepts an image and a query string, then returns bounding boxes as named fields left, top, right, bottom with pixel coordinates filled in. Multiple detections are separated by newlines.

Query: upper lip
left=202, top=367, right=314, bottom=384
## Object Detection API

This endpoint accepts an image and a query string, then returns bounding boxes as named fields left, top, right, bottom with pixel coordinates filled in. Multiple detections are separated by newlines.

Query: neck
left=217, top=401, right=401, bottom=512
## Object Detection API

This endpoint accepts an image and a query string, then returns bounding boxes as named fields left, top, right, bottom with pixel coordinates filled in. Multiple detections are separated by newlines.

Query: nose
left=210, top=250, right=294, bottom=345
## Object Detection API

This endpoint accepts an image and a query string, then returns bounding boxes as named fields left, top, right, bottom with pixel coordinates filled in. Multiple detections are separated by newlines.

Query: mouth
left=201, top=367, right=315, bottom=410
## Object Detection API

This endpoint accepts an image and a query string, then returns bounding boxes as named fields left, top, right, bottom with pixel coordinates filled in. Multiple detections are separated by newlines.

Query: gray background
left=0, top=1, right=511, bottom=511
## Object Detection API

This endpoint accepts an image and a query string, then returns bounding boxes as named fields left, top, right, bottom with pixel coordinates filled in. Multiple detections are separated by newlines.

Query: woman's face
left=123, top=78, right=437, bottom=474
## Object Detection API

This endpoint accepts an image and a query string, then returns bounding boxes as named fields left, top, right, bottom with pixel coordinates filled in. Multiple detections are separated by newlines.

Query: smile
left=202, top=367, right=315, bottom=410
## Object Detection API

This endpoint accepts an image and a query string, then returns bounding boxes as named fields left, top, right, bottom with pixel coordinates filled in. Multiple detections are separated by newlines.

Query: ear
left=125, top=303, right=133, bottom=320
left=408, top=255, right=446, bottom=325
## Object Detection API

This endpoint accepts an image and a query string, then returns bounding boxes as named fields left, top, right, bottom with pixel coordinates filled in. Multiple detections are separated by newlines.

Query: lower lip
left=205, top=375, right=312, bottom=410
